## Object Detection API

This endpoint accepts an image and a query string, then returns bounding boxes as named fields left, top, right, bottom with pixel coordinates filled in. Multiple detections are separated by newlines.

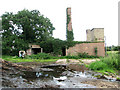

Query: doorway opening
left=32, top=48, right=41, bottom=54
left=62, top=47, right=66, bottom=56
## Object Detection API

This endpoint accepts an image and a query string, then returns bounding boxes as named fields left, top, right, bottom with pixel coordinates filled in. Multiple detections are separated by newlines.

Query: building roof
left=31, top=45, right=41, bottom=48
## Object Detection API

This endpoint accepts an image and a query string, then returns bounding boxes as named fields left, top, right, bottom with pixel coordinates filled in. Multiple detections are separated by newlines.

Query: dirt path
left=56, top=59, right=100, bottom=64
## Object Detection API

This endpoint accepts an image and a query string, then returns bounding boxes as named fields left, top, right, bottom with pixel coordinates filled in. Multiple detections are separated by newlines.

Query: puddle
left=21, top=65, right=67, bottom=81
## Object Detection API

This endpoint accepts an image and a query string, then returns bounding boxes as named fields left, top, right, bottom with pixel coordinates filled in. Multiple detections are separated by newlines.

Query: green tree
left=39, top=38, right=66, bottom=56
left=2, top=9, right=55, bottom=55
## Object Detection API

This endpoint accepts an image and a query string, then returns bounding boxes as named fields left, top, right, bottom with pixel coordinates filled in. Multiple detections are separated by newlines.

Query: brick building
left=66, top=8, right=105, bottom=57
left=66, top=42, right=105, bottom=57
left=26, top=44, right=43, bottom=55
left=25, top=7, right=105, bottom=57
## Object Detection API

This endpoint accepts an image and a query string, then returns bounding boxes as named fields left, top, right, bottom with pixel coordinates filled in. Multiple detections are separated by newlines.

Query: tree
left=2, top=9, right=55, bottom=55
left=39, top=38, right=66, bottom=56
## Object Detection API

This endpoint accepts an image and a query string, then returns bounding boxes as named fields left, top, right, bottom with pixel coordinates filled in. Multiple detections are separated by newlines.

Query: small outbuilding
left=26, top=44, right=43, bottom=55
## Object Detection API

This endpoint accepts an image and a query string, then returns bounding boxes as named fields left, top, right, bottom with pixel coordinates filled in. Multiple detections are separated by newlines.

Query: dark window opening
left=32, top=48, right=41, bottom=54
left=62, top=47, right=66, bottom=56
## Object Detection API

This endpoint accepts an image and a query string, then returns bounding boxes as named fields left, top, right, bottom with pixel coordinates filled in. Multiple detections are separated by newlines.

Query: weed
left=88, top=51, right=119, bottom=74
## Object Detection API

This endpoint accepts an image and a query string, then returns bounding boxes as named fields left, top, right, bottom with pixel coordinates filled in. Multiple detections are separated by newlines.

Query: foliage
left=89, top=61, right=109, bottom=70
left=39, top=38, right=66, bottom=56
left=101, top=53, right=119, bottom=70
left=88, top=51, right=119, bottom=74
left=2, top=35, right=29, bottom=55
left=67, top=14, right=70, bottom=25
left=78, top=52, right=98, bottom=58
left=106, top=45, right=120, bottom=51
left=94, top=47, right=98, bottom=56
left=39, top=38, right=103, bottom=56
left=66, top=41, right=104, bottom=49
left=66, top=30, right=74, bottom=41
left=66, top=8, right=74, bottom=41
left=2, top=55, right=57, bottom=63
left=2, top=9, right=55, bottom=55
left=25, top=53, right=55, bottom=59
left=39, top=39, right=104, bottom=56
left=116, top=77, right=120, bottom=81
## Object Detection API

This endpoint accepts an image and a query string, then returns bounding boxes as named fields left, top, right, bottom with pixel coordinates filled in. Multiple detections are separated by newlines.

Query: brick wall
left=67, top=7, right=72, bottom=31
left=66, top=42, right=105, bottom=57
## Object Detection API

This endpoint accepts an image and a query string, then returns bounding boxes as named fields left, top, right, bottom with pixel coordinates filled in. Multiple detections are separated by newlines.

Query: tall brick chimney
left=67, top=7, right=72, bottom=31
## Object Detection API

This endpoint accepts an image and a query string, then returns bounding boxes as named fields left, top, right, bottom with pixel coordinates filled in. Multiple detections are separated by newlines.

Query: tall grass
left=89, top=51, right=119, bottom=74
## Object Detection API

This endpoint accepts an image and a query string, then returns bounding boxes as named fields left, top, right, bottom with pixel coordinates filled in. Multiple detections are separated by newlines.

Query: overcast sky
left=0, top=0, right=119, bottom=46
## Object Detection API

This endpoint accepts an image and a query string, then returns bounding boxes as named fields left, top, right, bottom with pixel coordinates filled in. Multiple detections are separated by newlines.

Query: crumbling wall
left=86, top=28, right=104, bottom=41
left=26, top=44, right=42, bottom=55
left=66, top=42, right=105, bottom=57
left=67, top=7, right=72, bottom=31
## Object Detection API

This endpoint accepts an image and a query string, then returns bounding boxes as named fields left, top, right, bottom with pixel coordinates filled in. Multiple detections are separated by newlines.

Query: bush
left=25, top=53, right=54, bottom=59
left=89, top=61, right=109, bottom=70
left=89, top=51, right=119, bottom=73
left=78, top=53, right=98, bottom=58
left=101, top=53, right=119, bottom=70
left=62, top=55, right=79, bottom=59
left=25, top=52, right=100, bottom=60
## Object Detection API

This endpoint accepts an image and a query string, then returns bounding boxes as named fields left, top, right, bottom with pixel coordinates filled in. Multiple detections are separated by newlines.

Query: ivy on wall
left=66, top=9, right=74, bottom=41
left=67, top=14, right=70, bottom=25
left=66, top=30, right=74, bottom=41
left=94, top=47, right=98, bottom=56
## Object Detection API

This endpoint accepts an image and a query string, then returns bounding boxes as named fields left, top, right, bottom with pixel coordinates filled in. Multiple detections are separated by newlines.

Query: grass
left=2, top=55, right=57, bottom=63
left=2, top=51, right=119, bottom=75
left=2, top=52, right=100, bottom=63
left=88, top=51, right=119, bottom=74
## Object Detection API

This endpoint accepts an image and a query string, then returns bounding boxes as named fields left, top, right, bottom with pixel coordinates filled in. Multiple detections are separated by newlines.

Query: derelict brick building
left=26, top=7, right=105, bottom=57
left=66, top=7, right=105, bottom=57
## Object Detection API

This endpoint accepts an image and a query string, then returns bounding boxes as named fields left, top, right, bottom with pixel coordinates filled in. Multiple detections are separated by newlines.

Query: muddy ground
left=1, top=59, right=120, bottom=89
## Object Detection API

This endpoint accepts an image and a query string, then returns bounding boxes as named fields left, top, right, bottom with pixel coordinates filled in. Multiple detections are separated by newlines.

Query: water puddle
left=22, top=65, right=67, bottom=81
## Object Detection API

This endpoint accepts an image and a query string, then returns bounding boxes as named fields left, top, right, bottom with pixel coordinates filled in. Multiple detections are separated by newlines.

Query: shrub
left=78, top=52, right=98, bottom=58
left=89, top=61, right=109, bottom=70
left=89, top=51, right=119, bottom=74
left=25, top=53, right=53, bottom=59
left=94, top=47, right=98, bottom=56
left=100, top=53, right=119, bottom=70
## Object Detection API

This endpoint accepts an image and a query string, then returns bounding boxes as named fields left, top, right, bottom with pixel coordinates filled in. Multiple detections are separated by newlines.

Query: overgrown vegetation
left=25, top=52, right=99, bottom=60
left=2, top=55, right=57, bottom=63
left=106, top=45, right=120, bottom=51
left=66, top=30, right=74, bottom=41
left=39, top=39, right=66, bottom=56
left=2, top=9, right=55, bottom=56
left=1, top=9, right=105, bottom=56
left=88, top=51, right=119, bottom=74
left=2, top=52, right=100, bottom=63
left=66, top=8, right=74, bottom=41
left=39, top=39, right=103, bottom=56
left=94, top=47, right=98, bottom=56
left=25, top=53, right=56, bottom=59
